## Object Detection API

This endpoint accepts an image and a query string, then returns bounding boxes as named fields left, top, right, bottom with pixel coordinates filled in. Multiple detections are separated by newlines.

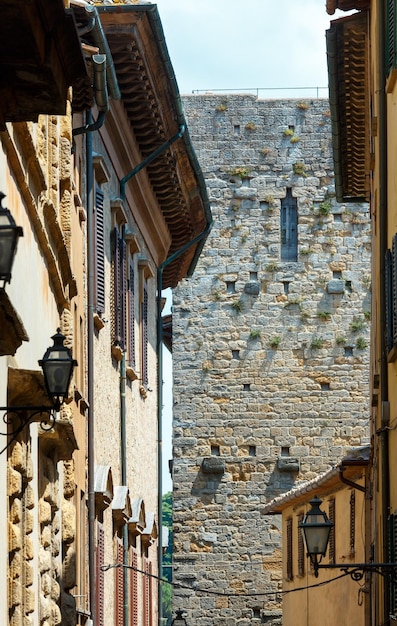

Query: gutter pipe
left=86, top=110, right=97, bottom=626
left=120, top=125, right=186, bottom=200
left=73, top=55, right=109, bottom=136
left=377, top=1, right=390, bottom=622
left=71, top=0, right=121, bottom=102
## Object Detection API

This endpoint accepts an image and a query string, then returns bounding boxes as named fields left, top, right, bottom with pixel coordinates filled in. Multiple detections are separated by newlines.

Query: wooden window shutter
left=328, top=499, right=335, bottom=564
left=94, top=189, right=106, bottom=314
left=297, top=512, right=305, bottom=577
left=96, top=522, right=105, bottom=626
left=388, top=514, right=397, bottom=612
left=141, top=285, right=148, bottom=387
left=143, top=557, right=149, bottom=626
left=392, top=234, right=397, bottom=347
left=386, top=248, right=393, bottom=354
left=128, top=261, right=136, bottom=369
left=386, top=0, right=397, bottom=75
left=113, top=227, right=127, bottom=350
left=286, top=518, right=293, bottom=581
left=350, top=490, right=356, bottom=555
left=115, top=537, right=124, bottom=625
left=130, top=549, right=139, bottom=626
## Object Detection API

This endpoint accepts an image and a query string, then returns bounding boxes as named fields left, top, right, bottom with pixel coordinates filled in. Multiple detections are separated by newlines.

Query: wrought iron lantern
left=171, top=609, right=188, bottom=626
left=39, top=329, right=78, bottom=411
left=0, top=192, right=23, bottom=287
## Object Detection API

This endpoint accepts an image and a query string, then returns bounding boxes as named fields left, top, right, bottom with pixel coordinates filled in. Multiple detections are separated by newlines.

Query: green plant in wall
left=356, top=337, right=368, bottom=350
left=260, top=147, right=271, bottom=156
left=283, top=128, right=294, bottom=136
left=216, top=102, right=227, bottom=112
left=317, top=311, right=331, bottom=321
left=293, top=161, right=306, bottom=176
left=335, top=335, right=347, bottom=345
left=228, top=166, right=251, bottom=179
left=364, top=310, right=371, bottom=321
left=245, top=121, right=257, bottom=131
left=350, top=317, right=365, bottom=332
left=318, top=200, right=332, bottom=216
left=269, top=336, right=282, bottom=349
left=249, top=329, right=261, bottom=340
left=231, top=300, right=244, bottom=314
left=265, top=262, right=279, bottom=273
left=290, top=135, right=300, bottom=144
left=300, top=247, right=313, bottom=257
left=310, top=337, right=324, bottom=350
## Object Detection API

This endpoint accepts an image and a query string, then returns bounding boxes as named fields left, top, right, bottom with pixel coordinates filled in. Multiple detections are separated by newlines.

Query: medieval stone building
left=171, top=95, right=371, bottom=625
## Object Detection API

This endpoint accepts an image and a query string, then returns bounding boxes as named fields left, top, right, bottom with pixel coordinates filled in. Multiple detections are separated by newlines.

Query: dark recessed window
left=253, top=608, right=261, bottom=619
left=226, top=281, right=236, bottom=293
left=321, top=382, right=330, bottom=391
left=234, top=125, right=240, bottom=135
left=250, top=271, right=258, bottom=281
left=283, top=281, right=290, bottom=295
left=249, top=445, right=256, bottom=457
left=334, top=213, right=343, bottom=222
left=288, top=125, right=295, bottom=132
left=211, top=445, right=220, bottom=456
left=281, top=188, right=298, bottom=262
left=232, top=350, right=240, bottom=359
left=281, top=446, right=290, bottom=457
left=345, top=280, right=352, bottom=293
left=243, top=383, right=251, bottom=391
left=344, top=346, right=354, bottom=357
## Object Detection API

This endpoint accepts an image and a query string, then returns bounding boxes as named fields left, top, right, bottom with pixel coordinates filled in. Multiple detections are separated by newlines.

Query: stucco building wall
left=171, top=95, right=371, bottom=625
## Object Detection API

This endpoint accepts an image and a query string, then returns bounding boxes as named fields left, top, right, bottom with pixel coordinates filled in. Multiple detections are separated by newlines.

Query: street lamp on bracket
left=0, top=329, right=77, bottom=452
left=0, top=192, right=23, bottom=288
left=299, top=495, right=397, bottom=581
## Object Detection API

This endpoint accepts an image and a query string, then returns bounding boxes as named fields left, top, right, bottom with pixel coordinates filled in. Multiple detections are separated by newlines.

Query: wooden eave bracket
left=93, top=153, right=111, bottom=184
left=111, top=197, right=128, bottom=226
left=138, top=258, right=155, bottom=280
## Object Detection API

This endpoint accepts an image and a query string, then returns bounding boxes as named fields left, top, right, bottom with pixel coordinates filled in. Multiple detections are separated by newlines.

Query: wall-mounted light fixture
left=171, top=609, right=188, bottom=626
left=0, top=192, right=23, bottom=288
left=0, top=330, right=77, bottom=452
left=300, top=496, right=397, bottom=581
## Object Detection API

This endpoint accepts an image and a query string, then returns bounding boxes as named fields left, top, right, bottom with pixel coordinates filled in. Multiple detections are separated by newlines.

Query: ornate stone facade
left=172, top=95, right=371, bottom=625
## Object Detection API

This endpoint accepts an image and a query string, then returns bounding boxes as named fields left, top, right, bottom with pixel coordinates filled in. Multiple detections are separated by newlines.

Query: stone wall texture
left=171, top=95, right=371, bottom=625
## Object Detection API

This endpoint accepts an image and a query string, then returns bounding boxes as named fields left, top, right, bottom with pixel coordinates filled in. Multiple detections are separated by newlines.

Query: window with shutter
left=128, top=261, right=136, bottom=369
left=286, top=518, right=293, bottom=581
left=96, top=522, right=105, bottom=626
left=143, top=558, right=152, bottom=626
left=386, top=0, right=397, bottom=76
left=130, top=549, right=139, bottom=626
left=328, top=499, right=335, bottom=564
left=350, top=490, right=356, bottom=555
left=94, top=188, right=106, bottom=315
left=386, top=248, right=393, bottom=354
left=388, top=514, right=397, bottom=612
left=141, top=285, right=148, bottom=388
left=297, top=512, right=305, bottom=577
left=281, top=188, right=298, bottom=261
left=112, top=227, right=127, bottom=351
left=115, top=537, right=124, bottom=625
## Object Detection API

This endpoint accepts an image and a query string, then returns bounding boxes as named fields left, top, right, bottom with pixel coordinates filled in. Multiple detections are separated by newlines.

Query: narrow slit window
left=211, top=445, right=220, bottom=456
left=281, top=188, right=298, bottom=261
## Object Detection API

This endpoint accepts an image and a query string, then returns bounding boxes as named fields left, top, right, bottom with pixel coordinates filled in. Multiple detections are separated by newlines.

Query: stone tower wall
left=172, top=95, right=371, bottom=625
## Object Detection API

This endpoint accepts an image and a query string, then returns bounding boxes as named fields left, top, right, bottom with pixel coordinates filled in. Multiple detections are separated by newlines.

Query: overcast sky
left=154, top=0, right=349, bottom=98
left=158, top=0, right=351, bottom=494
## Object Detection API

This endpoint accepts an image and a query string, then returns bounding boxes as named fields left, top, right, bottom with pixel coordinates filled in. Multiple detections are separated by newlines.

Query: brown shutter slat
left=96, top=522, right=105, bottom=626
left=115, top=538, right=124, bottom=625
left=141, top=285, right=148, bottom=387
left=286, top=518, right=293, bottom=581
left=128, top=261, right=136, bottom=368
left=95, top=189, right=105, bottom=314
left=130, top=550, right=139, bottom=626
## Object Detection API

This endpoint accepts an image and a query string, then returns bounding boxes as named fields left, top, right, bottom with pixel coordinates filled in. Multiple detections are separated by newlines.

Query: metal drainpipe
left=378, top=1, right=390, bottom=622
left=156, top=223, right=212, bottom=626
left=120, top=126, right=185, bottom=201
left=119, top=223, right=130, bottom=626
left=86, top=109, right=97, bottom=626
